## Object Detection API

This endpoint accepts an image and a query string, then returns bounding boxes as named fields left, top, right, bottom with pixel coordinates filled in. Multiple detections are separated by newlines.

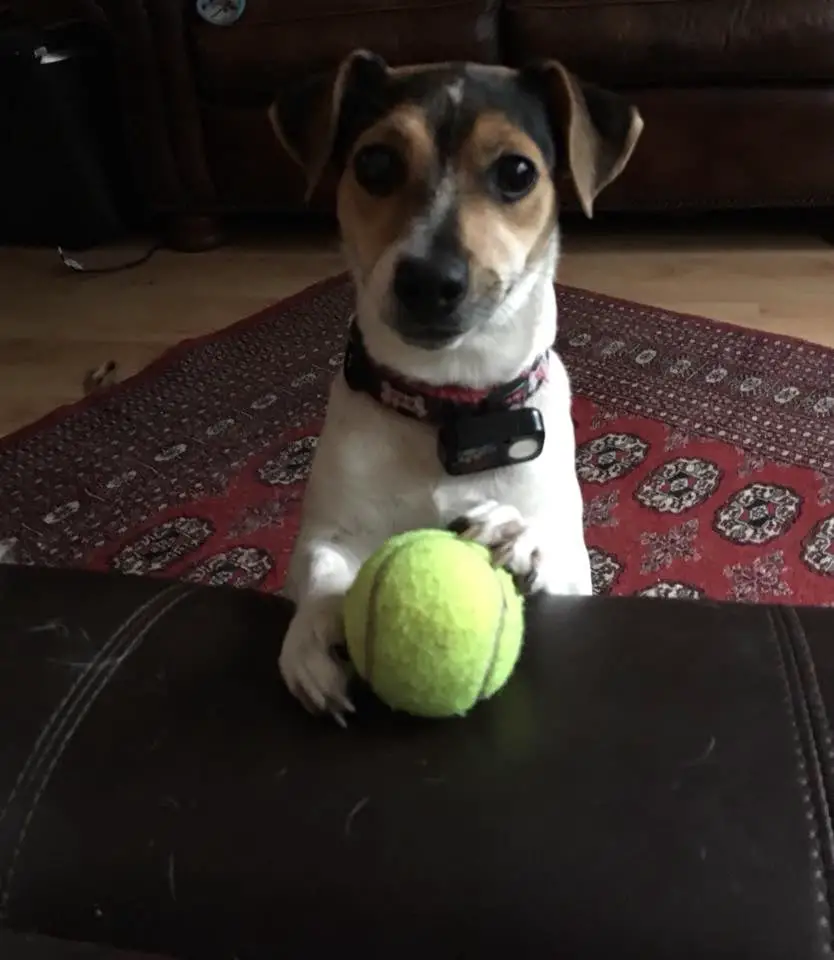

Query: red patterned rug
left=3, top=275, right=834, bottom=605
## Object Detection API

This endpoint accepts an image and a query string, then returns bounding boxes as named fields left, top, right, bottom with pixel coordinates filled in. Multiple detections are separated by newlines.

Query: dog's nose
left=393, top=254, right=469, bottom=318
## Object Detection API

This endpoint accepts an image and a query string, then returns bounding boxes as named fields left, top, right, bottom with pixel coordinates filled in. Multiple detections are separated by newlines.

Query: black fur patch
left=334, top=64, right=557, bottom=175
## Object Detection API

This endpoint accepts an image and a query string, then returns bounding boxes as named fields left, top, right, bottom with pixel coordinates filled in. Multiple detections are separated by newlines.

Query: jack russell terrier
left=271, top=51, right=643, bottom=721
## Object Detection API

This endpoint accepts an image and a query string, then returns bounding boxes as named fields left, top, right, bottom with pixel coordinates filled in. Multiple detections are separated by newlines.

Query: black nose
left=393, top=254, right=469, bottom=318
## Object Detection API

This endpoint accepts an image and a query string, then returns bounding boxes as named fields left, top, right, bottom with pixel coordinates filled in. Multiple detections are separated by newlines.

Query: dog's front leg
left=279, top=537, right=361, bottom=723
left=453, top=501, right=593, bottom=597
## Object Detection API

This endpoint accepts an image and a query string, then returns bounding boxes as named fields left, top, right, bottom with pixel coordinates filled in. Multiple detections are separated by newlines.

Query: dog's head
left=272, top=53, right=642, bottom=355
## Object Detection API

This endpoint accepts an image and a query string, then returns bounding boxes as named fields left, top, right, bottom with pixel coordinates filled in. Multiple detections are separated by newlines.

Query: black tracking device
left=438, top=407, right=545, bottom=476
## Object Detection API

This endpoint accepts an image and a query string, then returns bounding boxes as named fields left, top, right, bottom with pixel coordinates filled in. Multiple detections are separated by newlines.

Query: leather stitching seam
left=0, top=585, right=182, bottom=830
left=0, top=585, right=195, bottom=920
left=771, top=606, right=834, bottom=953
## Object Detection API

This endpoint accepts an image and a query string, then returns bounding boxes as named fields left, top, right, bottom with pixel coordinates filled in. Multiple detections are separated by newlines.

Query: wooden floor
left=2, top=218, right=833, bottom=438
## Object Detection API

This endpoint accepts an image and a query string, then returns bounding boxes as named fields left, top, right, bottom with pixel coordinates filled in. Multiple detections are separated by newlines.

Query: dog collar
left=342, top=321, right=549, bottom=425
left=342, top=321, right=549, bottom=476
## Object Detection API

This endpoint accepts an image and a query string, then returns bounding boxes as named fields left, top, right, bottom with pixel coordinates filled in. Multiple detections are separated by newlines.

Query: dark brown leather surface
left=0, top=931, right=172, bottom=960
left=505, top=0, right=834, bottom=85
left=191, top=0, right=500, bottom=97
left=1, top=565, right=834, bottom=958
left=587, top=87, right=834, bottom=211
left=200, top=101, right=337, bottom=213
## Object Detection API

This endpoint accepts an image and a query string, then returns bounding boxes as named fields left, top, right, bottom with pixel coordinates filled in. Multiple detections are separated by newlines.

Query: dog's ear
left=523, top=61, right=643, bottom=218
left=269, top=49, right=389, bottom=200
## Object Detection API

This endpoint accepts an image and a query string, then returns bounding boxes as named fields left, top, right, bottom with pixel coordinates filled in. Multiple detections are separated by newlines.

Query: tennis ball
left=343, top=529, right=524, bottom=718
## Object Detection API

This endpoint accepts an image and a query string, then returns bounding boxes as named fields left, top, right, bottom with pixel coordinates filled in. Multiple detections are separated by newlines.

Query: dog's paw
left=279, top=601, right=354, bottom=724
left=455, top=501, right=544, bottom=595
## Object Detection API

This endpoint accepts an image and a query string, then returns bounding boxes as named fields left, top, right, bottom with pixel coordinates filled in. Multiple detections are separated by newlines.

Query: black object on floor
left=0, top=23, right=141, bottom=249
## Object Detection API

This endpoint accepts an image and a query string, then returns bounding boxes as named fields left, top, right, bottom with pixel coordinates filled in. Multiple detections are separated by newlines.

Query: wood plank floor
left=2, top=219, right=833, bottom=438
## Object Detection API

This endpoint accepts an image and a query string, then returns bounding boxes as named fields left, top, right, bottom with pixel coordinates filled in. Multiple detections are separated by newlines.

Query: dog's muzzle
left=391, top=252, right=472, bottom=347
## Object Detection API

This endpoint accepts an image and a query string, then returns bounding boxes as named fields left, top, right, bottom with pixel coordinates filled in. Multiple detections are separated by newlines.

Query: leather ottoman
left=1, top=564, right=833, bottom=958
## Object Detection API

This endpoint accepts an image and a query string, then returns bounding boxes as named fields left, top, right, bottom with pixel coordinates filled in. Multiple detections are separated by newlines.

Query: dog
left=271, top=51, right=643, bottom=720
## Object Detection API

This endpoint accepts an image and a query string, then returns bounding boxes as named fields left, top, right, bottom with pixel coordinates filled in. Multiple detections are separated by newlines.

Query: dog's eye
left=353, top=144, right=405, bottom=196
left=492, top=154, right=539, bottom=201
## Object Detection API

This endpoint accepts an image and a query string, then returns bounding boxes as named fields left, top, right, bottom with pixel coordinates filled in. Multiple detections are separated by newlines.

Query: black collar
left=342, top=321, right=549, bottom=426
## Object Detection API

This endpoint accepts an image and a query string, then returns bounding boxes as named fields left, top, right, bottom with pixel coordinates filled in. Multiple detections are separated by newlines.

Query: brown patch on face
left=456, top=111, right=556, bottom=293
left=337, top=104, right=437, bottom=279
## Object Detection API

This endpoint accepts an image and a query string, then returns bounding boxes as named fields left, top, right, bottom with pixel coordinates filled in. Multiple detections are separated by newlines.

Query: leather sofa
left=2, top=564, right=834, bottom=958
left=18, top=0, right=834, bottom=249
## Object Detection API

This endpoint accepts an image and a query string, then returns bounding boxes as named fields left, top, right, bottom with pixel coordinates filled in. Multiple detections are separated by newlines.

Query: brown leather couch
left=18, top=0, right=834, bottom=249
left=2, top=564, right=834, bottom=958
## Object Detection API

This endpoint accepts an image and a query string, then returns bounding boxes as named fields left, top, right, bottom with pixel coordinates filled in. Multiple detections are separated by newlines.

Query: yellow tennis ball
left=343, top=529, right=524, bottom=718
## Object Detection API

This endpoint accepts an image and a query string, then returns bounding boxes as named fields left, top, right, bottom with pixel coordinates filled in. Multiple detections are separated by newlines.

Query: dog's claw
left=279, top=615, right=355, bottom=721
